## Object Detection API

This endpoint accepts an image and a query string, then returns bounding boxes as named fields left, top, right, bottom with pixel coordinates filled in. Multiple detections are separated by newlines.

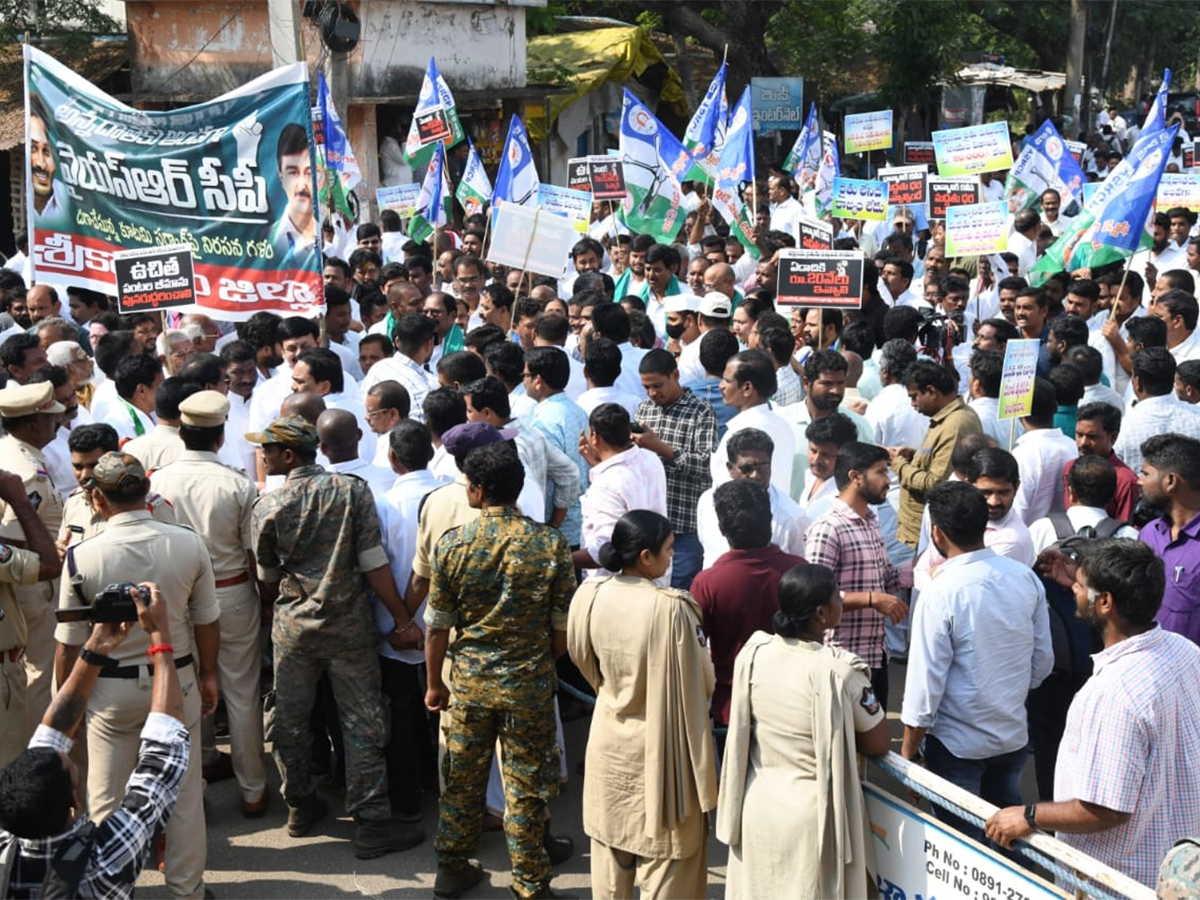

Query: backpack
left=0, top=822, right=97, bottom=899
left=1041, top=513, right=1124, bottom=678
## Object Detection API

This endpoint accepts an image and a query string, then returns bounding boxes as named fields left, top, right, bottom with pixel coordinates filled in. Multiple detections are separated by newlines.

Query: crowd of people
left=1, top=137, right=1200, bottom=899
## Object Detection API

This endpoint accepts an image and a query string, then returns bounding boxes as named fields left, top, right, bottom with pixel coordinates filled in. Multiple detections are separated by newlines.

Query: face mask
left=665, top=322, right=687, bottom=340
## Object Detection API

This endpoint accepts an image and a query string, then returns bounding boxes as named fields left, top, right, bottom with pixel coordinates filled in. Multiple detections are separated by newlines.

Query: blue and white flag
left=1004, top=119, right=1087, bottom=213
left=712, top=86, right=759, bottom=259
left=316, top=72, right=360, bottom=218
left=784, top=103, right=821, bottom=185
left=403, top=57, right=464, bottom=168
left=683, top=62, right=726, bottom=181
left=617, top=89, right=685, bottom=241
left=493, top=115, right=540, bottom=207
left=409, top=142, right=451, bottom=245
left=1141, top=69, right=1172, bottom=138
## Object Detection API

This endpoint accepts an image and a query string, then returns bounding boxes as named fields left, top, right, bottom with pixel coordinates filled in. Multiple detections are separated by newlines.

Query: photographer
left=0, top=584, right=188, bottom=898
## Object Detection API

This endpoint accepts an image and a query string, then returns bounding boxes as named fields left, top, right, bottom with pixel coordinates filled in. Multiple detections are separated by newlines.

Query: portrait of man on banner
left=28, top=92, right=71, bottom=229
left=272, top=123, right=320, bottom=269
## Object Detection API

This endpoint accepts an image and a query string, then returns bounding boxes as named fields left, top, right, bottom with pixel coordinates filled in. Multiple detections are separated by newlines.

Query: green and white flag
left=403, top=57, right=465, bottom=169
left=455, top=139, right=492, bottom=217
left=617, top=89, right=686, bottom=242
left=409, top=142, right=451, bottom=245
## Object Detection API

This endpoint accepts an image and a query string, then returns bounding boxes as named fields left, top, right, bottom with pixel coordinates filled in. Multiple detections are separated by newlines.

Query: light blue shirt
left=901, top=547, right=1053, bottom=759
left=528, top=391, right=589, bottom=546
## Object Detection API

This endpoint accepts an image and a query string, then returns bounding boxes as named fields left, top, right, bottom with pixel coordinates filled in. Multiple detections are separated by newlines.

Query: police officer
left=247, top=416, right=424, bottom=858
left=150, top=390, right=267, bottom=817
left=54, top=452, right=219, bottom=900
left=0, top=381, right=66, bottom=736
left=0, top=468, right=59, bottom=768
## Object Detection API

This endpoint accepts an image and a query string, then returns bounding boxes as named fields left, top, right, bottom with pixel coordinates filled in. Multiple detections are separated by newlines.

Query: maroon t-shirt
left=1062, top=451, right=1140, bottom=522
left=690, top=544, right=806, bottom=725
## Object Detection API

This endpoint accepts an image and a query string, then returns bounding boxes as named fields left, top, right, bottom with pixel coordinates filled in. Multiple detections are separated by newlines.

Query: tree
left=0, top=0, right=120, bottom=46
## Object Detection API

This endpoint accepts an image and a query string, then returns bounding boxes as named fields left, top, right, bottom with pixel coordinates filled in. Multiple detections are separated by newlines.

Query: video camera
left=55, top=582, right=151, bottom=624
left=917, top=309, right=965, bottom=360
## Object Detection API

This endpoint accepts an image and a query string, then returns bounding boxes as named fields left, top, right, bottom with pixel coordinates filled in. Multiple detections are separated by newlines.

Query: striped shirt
left=1056, top=626, right=1200, bottom=888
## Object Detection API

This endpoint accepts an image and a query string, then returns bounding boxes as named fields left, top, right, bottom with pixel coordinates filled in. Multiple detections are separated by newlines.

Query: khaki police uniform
left=55, top=453, right=220, bottom=900
left=0, top=383, right=65, bottom=737
left=0, top=540, right=39, bottom=767
left=59, top=486, right=176, bottom=550
left=122, top=423, right=183, bottom=473
left=150, top=391, right=266, bottom=805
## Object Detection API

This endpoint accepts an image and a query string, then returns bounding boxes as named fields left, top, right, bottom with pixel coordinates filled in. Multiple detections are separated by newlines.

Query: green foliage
left=526, top=3, right=570, bottom=37
left=0, top=0, right=121, bottom=44
left=635, top=9, right=663, bottom=32
left=768, top=0, right=869, bottom=99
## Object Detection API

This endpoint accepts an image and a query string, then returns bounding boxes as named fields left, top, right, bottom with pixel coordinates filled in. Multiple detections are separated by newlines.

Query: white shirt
left=696, top=483, right=809, bottom=569
left=580, top=445, right=668, bottom=576
left=1113, top=394, right=1200, bottom=473
left=866, top=382, right=929, bottom=448
left=1028, top=504, right=1139, bottom=555
left=224, top=392, right=257, bottom=477
left=576, top=385, right=642, bottom=419
left=711, top=404, right=796, bottom=497
left=360, top=353, right=436, bottom=423
left=1007, top=230, right=1038, bottom=277
left=247, top=368, right=295, bottom=433
left=1012, top=426, right=1079, bottom=525
left=329, top=456, right=394, bottom=499
left=323, top=389, right=377, bottom=465
left=1170, top=327, right=1200, bottom=364
left=798, top=470, right=838, bottom=518
left=913, top=505, right=1035, bottom=591
left=769, top=195, right=804, bottom=241
left=616, top=344, right=649, bottom=399
left=1087, top=306, right=1144, bottom=397
left=676, top=336, right=705, bottom=385
left=328, top=339, right=364, bottom=383
left=967, top=395, right=1013, bottom=448
left=1080, top=381, right=1126, bottom=411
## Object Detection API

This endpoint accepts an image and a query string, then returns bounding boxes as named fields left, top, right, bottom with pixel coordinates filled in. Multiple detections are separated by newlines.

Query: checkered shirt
left=636, top=388, right=717, bottom=534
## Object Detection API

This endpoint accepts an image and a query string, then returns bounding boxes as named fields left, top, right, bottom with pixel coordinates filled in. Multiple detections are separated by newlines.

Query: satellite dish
left=319, top=2, right=359, bottom=53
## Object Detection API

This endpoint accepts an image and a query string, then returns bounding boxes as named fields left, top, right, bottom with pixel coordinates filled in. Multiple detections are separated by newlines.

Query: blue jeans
left=670, top=532, right=703, bottom=590
left=924, top=734, right=1027, bottom=845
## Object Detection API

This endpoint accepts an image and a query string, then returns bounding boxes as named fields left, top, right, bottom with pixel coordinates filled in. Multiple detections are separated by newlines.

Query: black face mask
left=665, top=322, right=687, bottom=340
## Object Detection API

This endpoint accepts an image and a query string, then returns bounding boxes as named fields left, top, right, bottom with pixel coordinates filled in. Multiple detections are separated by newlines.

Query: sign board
left=415, top=106, right=452, bottom=148
left=944, top=201, right=1009, bottom=256
left=796, top=216, right=834, bottom=251
left=486, top=203, right=577, bottom=278
left=750, top=77, right=805, bottom=133
left=537, top=184, right=592, bottom=233
left=904, top=142, right=936, bottom=166
left=865, top=785, right=1067, bottom=900
left=831, top=177, right=889, bottom=220
left=932, top=122, right=1014, bottom=176
left=1157, top=173, right=1200, bottom=213
left=1066, top=140, right=1086, bottom=164
left=998, top=338, right=1041, bottom=420
left=1185, top=142, right=1196, bottom=171
left=775, top=249, right=864, bottom=308
left=844, top=110, right=894, bottom=155
left=567, top=156, right=626, bottom=201
left=375, top=184, right=421, bottom=219
left=112, top=244, right=196, bottom=314
left=879, top=165, right=928, bottom=207
left=928, top=177, right=981, bottom=218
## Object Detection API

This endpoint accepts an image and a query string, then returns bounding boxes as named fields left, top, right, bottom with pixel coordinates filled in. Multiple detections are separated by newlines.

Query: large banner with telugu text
left=25, top=46, right=324, bottom=321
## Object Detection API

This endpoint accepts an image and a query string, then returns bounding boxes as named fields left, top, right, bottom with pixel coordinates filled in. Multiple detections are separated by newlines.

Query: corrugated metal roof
left=945, top=63, right=1066, bottom=94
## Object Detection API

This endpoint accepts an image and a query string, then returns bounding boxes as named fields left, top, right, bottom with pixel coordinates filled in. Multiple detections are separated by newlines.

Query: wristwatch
left=81, top=647, right=114, bottom=668
left=1024, top=803, right=1039, bottom=830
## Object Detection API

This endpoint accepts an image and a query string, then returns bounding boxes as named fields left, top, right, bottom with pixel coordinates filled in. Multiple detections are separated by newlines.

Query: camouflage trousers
left=436, top=699, right=560, bottom=898
left=266, top=643, right=391, bottom=821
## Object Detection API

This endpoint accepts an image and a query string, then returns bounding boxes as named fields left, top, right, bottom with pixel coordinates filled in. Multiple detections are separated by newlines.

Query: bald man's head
left=703, top=263, right=736, bottom=298
left=316, top=407, right=361, bottom=463
left=280, top=390, right=326, bottom=424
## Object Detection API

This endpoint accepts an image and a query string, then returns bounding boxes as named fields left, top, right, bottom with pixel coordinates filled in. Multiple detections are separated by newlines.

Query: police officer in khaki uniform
left=0, top=381, right=66, bottom=736
left=0, top=467, right=59, bottom=768
left=54, top=452, right=220, bottom=900
left=150, top=390, right=268, bottom=817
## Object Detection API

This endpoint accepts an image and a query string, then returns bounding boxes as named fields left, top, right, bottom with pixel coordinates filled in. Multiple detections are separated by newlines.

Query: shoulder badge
left=860, top=686, right=881, bottom=716
left=0, top=543, right=12, bottom=564
left=28, top=490, right=42, bottom=510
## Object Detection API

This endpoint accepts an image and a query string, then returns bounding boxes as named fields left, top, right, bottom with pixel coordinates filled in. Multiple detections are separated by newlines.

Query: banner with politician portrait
left=24, top=45, right=323, bottom=320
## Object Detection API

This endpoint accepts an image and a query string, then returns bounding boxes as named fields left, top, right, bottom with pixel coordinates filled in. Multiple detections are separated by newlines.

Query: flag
left=455, top=139, right=492, bottom=217
left=403, top=57, right=465, bottom=169
left=683, top=62, right=726, bottom=182
left=784, top=103, right=821, bottom=185
left=814, top=130, right=839, bottom=217
left=1004, top=119, right=1087, bottom=213
left=316, top=72, right=360, bottom=219
left=711, top=86, right=760, bottom=259
left=493, top=115, right=540, bottom=207
left=1141, top=69, right=1172, bottom=138
left=1031, top=123, right=1178, bottom=279
left=409, top=142, right=452, bottom=245
left=617, top=89, right=686, bottom=242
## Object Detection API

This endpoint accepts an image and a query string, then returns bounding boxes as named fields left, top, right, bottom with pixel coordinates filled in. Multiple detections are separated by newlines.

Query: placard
left=1066, top=140, right=1086, bottom=164
left=567, top=156, right=626, bottom=201
left=932, top=122, right=1014, bottom=176
left=865, top=785, right=1066, bottom=900
left=113, top=244, right=196, bottom=314
left=844, top=110, right=894, bottom=155
left=775, top=249, right=864, bottom=308
left=375, top=184, right=421, bottom=218
left=1184, top=142, right=1196, bottom=171
left=928, top=177, right=981, bottom=217
left=904, top=142, right=935, bottom=166
left=1156, top=173, right=1200, bottom=213
left=998, top=338, right=1041, bottom=420
left=878, top=165, right=928, bottom=207
left=750, top=77, right=806, bottom=133
left=414, top=106, right=452, bottom=148
left=944, top=201, right=1009, bottom=256
left=831, top=177, right=889, bottom=220
left=796, top=216, right=834, bottom=250
left=486, top=203, right=578, bottom=278
left=537, top=183, right=592, bottom=233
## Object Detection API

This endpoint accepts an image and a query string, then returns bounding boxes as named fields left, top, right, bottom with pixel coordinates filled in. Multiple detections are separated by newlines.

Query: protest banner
left=567, top=156, right=626, bottom=200
left=928, top=177, right=981, bottom=217
left=1157, top=173, right=1200, bottom=212
left=932, top=122, right=1014, bottom=176
left=375, top=184, right=421, bottom=218
left=830, top=177, right=889, bottom=220
left=1185, top=143, right=1196, bottom=171
left=878, top=166, right=928, bottom=207
left=796, top=216, right=834, bottom=250
left=944, top=201, right=1009, bottom=256
left=414, top=107, right=452, bottom=147
left=750, top=77, right=805, bottom=133
left=904, top=142, right=935, bottom=166
left=1066, top=139, right=1086, bottom=164
left=537, top=184, right=592, bottom=232
left=25, top=46, right=323, bottom=320
left=486, top=203, right=577, bottom=278
left=112, top=245, right=196, bottom=314
left=865, top=785, right=1068, bottom=900
left=998, top=338, right=1041, bottom=420
left=844, top=110, right=894, bottom=155
left=775, top=249, right=863, bottom=308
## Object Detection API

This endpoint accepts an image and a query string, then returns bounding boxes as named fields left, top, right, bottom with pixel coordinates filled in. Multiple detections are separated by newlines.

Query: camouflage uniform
left=59, top=485, right=176, bottom=551
left=1159, top=837, right=1200, bottom=900
left=252, top=464, right=393, bottom=821
left=425, top=506, right=576, bottom=898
